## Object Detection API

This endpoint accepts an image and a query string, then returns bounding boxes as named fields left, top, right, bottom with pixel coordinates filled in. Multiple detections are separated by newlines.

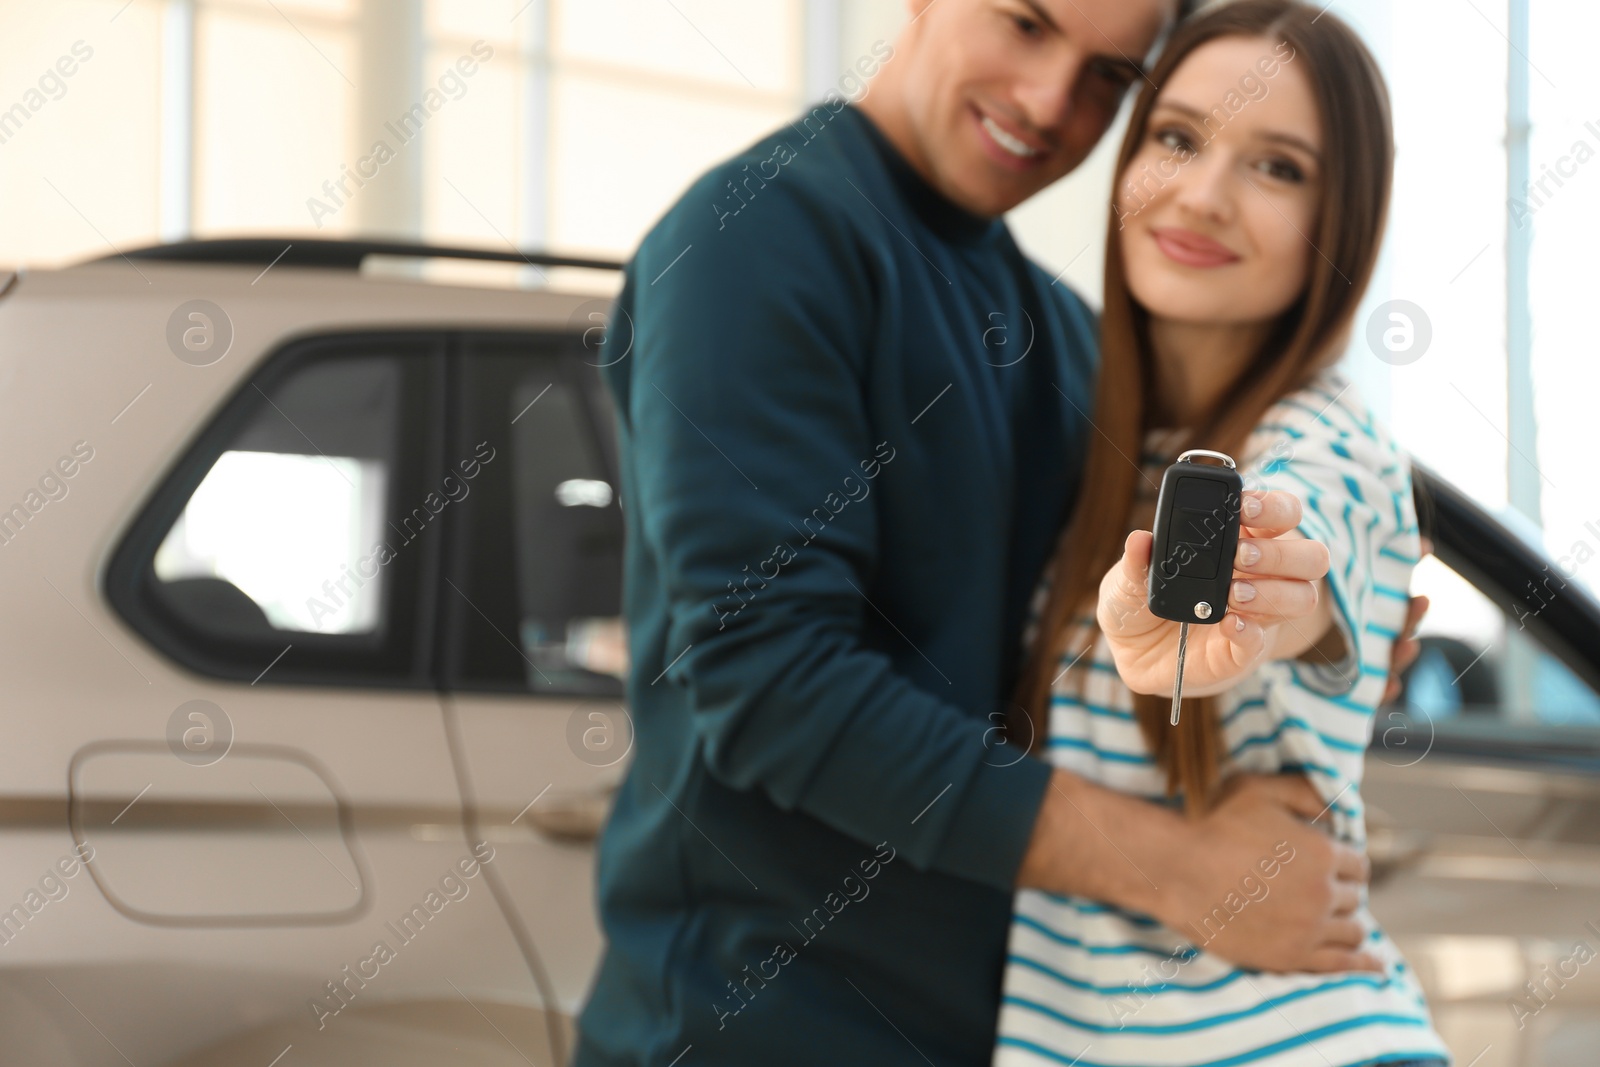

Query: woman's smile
left=1150, top=225, right=1242, bottom=268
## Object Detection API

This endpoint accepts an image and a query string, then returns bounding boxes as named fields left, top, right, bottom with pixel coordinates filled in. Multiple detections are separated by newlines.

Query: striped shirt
left=994, top=369, right=1452, bottom=1067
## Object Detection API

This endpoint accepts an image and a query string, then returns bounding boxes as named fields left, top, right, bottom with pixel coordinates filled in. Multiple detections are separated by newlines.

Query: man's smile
left=973, top=105, right=1050, bottom=170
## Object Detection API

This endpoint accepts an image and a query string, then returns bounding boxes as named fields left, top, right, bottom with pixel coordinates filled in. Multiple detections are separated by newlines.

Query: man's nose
left=1010, top=55, right=1086, bottom=143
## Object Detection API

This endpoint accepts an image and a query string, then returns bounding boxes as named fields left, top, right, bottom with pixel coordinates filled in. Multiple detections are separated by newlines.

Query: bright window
left=154, top=450, right=389, bottom=634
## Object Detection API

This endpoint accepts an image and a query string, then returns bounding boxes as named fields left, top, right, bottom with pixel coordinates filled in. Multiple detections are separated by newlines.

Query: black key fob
left=1148, top=450, right=1243, bottom=625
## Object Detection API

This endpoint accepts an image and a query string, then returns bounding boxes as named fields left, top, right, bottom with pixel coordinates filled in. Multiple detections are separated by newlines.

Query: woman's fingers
left=1214, top=611, right=1266, bottom=671
left=1234, top=535, right=1330, bottom=582
left=1098, top=530, right=1159, bottom=637
left=1240, top=490, right=1303, bottom=538
left=1227, top=577, right=1319, bottom=621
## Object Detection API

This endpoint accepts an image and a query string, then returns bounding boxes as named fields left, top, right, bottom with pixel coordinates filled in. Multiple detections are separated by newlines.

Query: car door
left=432, top=329, right=630, bottom=1026
left=22, top=331, right=541, bottom=1067
left=1365, top=469, right=1600, bottom=1067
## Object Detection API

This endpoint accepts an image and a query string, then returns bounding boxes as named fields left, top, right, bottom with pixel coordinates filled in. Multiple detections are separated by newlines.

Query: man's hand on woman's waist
left=1016, top=767, right=1381, bottom=974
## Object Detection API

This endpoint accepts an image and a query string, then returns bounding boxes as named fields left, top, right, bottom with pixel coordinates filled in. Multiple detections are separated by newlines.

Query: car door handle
left=519, top=786, right=615, bottom=843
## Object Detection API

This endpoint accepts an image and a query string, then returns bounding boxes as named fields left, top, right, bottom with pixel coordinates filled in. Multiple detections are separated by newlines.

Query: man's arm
left=1016, top=768, right=1381, bottom=974
left=620, top=175, right=1051, bottom=891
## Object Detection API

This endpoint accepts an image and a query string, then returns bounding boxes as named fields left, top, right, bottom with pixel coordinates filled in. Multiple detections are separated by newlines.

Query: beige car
left=0, top=239, right=1595, bottom=1066
left=0, top=239, right=631, bottom=1066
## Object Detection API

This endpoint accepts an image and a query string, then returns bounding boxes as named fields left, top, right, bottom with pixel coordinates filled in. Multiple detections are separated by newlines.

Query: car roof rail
left=105, top=237, right=624, bottom=274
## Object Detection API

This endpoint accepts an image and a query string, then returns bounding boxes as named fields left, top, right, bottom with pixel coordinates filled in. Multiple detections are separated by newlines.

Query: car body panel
left=0, top=258, right=609, bottom=1065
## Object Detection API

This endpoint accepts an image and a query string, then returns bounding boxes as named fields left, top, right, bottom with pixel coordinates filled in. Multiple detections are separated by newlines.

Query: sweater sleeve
left=1235, top=379, right=1421, bottom=842
left=616, top=173, right=1052, bottom=893
left=1242, top=382, right=1419, bottom=700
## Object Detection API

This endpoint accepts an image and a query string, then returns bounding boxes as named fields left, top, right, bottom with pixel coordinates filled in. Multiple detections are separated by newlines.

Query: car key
left=1147, top=449, right=1244, bottom=725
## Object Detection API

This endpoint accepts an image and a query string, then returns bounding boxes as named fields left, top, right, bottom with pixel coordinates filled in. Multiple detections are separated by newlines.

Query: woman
left=994, top=2, right=1451, bottom=1066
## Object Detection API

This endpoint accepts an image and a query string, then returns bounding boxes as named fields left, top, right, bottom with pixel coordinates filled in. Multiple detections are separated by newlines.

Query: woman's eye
left=1257, top=157, right=1305, bottom=183
left=1011, top=13, right=1042, bottom=38
left=1154, top=127, right=1194, bottom=153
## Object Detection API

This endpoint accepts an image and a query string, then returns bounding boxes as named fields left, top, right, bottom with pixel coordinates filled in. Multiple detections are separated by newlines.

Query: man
left=575, top=1, right=1415, bottom=1063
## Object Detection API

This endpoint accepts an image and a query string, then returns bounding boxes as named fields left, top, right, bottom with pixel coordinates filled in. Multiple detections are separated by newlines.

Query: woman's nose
left=1173, top=154, right=1236, bottom=225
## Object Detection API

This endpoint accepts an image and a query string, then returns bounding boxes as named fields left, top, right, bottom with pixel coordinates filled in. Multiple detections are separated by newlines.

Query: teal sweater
left=575, top=102, right=1098, bottom=1065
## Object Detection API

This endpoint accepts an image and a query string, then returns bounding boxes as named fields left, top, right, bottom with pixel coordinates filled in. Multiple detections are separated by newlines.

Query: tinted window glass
left=153, top=360, right=397, bottom=635
left=1387, top=555, right=1600, bottom=741
left=107, top=337, right=444, bottom=686
left=443, top=335, right=624, bottom=696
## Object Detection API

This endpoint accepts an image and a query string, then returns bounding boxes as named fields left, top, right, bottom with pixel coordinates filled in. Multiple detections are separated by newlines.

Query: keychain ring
left=1176, top=448, right=1236, bottom=469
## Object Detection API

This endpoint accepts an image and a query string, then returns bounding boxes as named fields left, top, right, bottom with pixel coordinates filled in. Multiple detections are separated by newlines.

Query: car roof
left=109, top=236, right=623, bottom=274
left=10, top=237, right=623, bottom=331
left=0, top=240, right=625, bottom=602
left=15, top=259, right=607, bottom=329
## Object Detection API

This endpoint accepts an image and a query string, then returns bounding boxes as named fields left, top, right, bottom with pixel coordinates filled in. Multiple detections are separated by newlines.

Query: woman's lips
left=1151, top=227, right=1241, bottom=268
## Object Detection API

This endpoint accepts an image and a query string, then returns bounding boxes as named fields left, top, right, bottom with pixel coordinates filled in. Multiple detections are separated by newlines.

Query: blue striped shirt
left=995, top=369, right=1452, bottom=1067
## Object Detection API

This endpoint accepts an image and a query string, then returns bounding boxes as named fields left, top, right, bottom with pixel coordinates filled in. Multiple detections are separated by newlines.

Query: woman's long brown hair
left=1011, top=0, right=1394, bottom=816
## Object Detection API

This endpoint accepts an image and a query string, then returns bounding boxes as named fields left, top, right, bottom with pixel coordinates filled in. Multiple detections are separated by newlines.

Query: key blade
left=1170, top=622, right=1189, bottom=726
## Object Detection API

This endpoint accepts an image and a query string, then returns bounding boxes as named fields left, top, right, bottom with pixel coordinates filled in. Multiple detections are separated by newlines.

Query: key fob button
left=1174, top=542, right=1219, bottom=580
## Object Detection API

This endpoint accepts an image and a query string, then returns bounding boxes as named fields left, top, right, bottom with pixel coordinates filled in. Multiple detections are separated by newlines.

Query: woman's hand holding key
left=1097, top=489, right=1332, bottom=699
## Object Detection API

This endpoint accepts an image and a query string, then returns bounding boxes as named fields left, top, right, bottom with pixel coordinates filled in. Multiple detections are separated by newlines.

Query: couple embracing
left=576, top=1, right=1451, bottom=1065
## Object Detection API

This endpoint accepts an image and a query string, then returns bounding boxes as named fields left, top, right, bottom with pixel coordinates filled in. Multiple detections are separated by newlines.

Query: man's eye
left=1088, top=59, right=1136, bottom=89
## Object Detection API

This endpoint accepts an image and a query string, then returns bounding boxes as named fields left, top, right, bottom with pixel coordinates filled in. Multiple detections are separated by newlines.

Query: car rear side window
left=107, top=335, right=445, bottom=687
left=153, top=360, right=396, bottom=635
